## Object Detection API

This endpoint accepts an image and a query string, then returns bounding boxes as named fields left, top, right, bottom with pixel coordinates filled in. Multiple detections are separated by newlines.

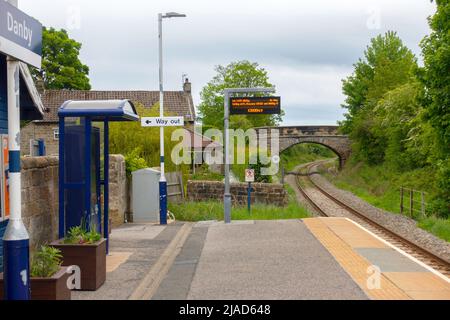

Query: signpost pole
left=3, top=57, right=30, bottom=300
left=247, top=182, right=252, bottom=214
left=156, top=12, right=186, bottom=225
left=1, top=0, right=41, bottom=300
left=157, top=13, right=167, bottom=225
left=223, top=87, right=276, bottom=224
left=224, top=91, right=231, bottom=223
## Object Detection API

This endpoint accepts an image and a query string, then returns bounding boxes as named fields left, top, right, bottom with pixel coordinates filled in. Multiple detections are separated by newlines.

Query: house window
left=53, top=129, right=59, bottom=140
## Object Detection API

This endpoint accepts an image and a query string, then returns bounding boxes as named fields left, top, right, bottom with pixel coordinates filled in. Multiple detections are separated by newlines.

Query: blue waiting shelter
left=58, top=100, right=139, bottom=253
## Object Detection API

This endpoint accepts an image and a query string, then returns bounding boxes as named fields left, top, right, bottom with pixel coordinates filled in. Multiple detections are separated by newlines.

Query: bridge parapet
left=254, top=126, right=351, bottom=168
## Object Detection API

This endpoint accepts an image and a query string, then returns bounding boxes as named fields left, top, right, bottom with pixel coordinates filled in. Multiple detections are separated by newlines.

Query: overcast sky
left=19, top=0, right=436, bottom=125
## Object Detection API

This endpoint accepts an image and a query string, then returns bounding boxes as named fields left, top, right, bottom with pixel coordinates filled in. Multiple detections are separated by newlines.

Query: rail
left=294, top=161, right=450, bottom=277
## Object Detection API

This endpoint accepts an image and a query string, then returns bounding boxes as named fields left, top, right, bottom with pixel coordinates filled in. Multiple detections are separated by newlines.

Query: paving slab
left=152, top=224, right=209, bottom=300
left=355, top=248, right=428, bottom=273
left=186, top=219, right=368, bottom=300
left=72, top=222, right=183, bottom=300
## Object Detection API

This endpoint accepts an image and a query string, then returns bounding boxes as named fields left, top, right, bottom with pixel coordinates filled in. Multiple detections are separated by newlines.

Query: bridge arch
left=255, top=126, right=352, bottom=169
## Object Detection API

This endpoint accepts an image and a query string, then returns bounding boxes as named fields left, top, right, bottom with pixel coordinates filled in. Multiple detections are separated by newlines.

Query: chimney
left=183, top=78, right=191, bottom=94
left=36, top=78, right=45, bottom=95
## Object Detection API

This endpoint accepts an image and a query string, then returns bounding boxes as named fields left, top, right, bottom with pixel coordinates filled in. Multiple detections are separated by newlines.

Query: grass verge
left=323, top=160, right=450, bottom=242
left=169, top=185, right=310, bottom=222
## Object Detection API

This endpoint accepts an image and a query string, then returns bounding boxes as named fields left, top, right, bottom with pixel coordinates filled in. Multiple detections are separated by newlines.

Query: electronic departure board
left=229, top=97, right=281, bottom=115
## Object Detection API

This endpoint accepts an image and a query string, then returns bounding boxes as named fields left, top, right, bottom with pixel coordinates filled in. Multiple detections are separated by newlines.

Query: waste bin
left=132, top=168, right=160, bottom=223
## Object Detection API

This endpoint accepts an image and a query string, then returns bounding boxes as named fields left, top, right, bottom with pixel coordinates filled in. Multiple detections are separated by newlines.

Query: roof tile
left=40, top=90, right=195, bottom=122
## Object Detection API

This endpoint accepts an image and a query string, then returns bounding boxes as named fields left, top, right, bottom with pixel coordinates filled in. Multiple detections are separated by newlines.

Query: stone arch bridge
left=255, top=126, right=351, bottom=168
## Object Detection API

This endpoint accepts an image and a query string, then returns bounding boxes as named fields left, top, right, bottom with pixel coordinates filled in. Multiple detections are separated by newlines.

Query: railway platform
left=73, top=218, right=450, bottom=300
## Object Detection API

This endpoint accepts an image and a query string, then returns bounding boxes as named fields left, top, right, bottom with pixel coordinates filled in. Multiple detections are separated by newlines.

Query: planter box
left=0, top=267, right=71, bottom=300
left=51, top=238, right=106, bottom=291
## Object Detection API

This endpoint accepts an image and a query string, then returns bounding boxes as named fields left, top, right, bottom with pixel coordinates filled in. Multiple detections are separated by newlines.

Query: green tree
left=419, top=0, right=450, bottom=216
left=373, top=81, right=425, bottom=170
left=32, top=27, right=91, bottom=90
left=198, top=60, right=283, bottom=130
left=340, top=31, right=417, bottom=164
left=341, top=31, right=417, bottom=132
left=419, top=0, right=450, bottom=157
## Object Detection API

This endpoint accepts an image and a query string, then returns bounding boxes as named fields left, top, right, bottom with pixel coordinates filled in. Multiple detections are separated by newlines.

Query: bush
left=109, top=103, right=189, bottom=176
left=125, top=147, right=148, bottom=177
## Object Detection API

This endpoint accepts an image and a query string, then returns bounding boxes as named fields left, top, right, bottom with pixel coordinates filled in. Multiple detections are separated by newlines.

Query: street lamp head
left=163, top=12, right=186, bottom=18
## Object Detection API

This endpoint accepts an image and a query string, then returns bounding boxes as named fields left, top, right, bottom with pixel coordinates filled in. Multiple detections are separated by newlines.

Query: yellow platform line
left=303, top=218, right=410, bottom=300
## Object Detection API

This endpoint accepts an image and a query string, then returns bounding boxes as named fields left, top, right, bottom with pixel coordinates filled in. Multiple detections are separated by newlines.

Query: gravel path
left=309, top=164, right=450, bottom=263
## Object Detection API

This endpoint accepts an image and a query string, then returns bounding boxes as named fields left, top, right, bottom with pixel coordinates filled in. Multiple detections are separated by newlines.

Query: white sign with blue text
left=141, top=116, right=184, bottom=127
left=0, top=0, right=42, bottom=68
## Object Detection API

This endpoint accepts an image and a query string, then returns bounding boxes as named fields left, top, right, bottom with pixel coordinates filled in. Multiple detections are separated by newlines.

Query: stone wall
left=108, top=155, right=127, bottom=227
left=187, top=180, right=288, bottom=206
left=21, top=122, right=59, bottom=156
left=21, top=156, right=59, bottom=251
left=18, top=154, right=127, bottom=251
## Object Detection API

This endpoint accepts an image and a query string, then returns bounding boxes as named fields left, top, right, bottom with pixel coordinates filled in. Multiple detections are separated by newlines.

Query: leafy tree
left=32, top=27, right=91, bottom=90
left=198, top=60, right=283, bottom=130
left=419, top=0, right=450, bottom=216
left=419, top=0, right=450, bottom=157
left=340, top=31, right=417, bottom=164
left=373, top=81, right=425, bottom=170
left=341, top=31, right=417, bottom=133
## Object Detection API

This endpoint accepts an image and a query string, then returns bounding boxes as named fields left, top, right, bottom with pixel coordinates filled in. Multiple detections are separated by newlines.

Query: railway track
left=295, top=161, right=450, bottom=279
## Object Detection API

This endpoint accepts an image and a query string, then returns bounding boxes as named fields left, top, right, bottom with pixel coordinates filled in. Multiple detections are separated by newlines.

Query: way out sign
left=245, top=169, right=255, bottom=183
left=141, top=116, right=184, bottom=127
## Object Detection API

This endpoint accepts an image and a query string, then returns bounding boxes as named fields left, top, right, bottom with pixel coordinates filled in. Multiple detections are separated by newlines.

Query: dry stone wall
left=187, top=180, right=288, bottom=206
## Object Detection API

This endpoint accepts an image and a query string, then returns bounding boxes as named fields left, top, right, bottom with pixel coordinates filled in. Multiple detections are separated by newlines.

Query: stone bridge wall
left=255, top=126, right=351, bottom=168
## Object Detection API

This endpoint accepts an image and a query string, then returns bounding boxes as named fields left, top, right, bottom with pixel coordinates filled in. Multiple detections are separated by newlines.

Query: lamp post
left=158, top=12, right=186, bottom=225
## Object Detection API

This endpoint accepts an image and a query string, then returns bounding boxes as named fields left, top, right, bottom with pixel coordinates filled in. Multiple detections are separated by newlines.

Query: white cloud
left=18, top=0, right=436, bottom=125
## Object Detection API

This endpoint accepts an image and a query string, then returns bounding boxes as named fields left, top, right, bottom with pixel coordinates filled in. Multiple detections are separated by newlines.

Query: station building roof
left=38, top=89, right=195, bottom=123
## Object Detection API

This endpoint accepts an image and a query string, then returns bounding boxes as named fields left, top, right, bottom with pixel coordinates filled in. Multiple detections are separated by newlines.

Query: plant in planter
left=63, top=226, right=102, bottom=245
left=0, top=245, right=71, bottom=300
left=52, top=224, right=106, bottom=291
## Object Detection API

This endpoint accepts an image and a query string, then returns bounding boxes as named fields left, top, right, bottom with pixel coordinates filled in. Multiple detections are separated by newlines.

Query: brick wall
left=187, top=181, right=288, bottom=206
left=21, top=122, right=59, bottom=156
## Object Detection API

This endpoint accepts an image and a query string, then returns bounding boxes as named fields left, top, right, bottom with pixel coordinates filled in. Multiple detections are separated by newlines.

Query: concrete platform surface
left=72, top=218, right=450, bottom=300
left=186, top=219, right=368, bottom=300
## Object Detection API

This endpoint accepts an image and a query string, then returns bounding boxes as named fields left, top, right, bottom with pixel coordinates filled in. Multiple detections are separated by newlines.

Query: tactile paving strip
left=303, top=218, right=410, bottom=300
